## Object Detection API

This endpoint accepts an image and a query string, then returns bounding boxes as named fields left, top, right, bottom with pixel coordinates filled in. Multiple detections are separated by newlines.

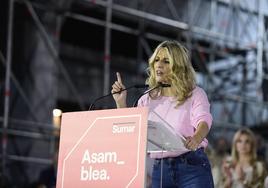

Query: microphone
left=132, top=82, right=171, bottom=107
left=158, top=83, right=171, bottom=88
left=89, top=84, right=149, bottom=110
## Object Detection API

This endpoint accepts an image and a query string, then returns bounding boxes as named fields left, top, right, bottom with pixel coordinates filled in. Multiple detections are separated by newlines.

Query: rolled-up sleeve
left=190, top=88, right=213, bottom=129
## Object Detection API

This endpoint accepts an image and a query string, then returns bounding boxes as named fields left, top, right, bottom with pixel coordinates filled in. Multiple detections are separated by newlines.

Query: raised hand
left=221, top=156, right=233, bottom=187
left=235, top=163, right=245, bottom=182
left=111, top=72, right=127, bottom=108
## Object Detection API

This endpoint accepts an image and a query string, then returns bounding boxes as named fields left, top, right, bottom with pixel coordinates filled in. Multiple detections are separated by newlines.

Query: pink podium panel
left=56, top=107, right=148, bottom=188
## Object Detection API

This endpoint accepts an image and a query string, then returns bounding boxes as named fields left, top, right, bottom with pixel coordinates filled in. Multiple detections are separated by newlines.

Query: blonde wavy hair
left=146, top=40, right=196, bottom=105
left=231, top=128, right=257, bottom=164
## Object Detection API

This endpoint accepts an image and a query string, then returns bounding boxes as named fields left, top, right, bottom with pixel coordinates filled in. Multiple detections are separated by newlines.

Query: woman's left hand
left=185, top=135, right=201, bottom=151
left=235, top=164, right=245, bottom=182
left=185, top=122, right=208, bottom=151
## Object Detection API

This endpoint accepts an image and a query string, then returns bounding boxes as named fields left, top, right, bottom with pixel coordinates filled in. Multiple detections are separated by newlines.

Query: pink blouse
left=138, top=86, right=213, bottom=158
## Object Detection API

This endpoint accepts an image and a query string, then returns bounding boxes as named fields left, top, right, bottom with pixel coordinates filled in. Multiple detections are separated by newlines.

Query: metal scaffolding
left=1, top=0, right=268, bottom=185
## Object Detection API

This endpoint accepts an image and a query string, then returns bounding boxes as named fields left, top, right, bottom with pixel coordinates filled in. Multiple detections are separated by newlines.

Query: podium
left=56, top=107, right=187, bottom=188
left=147, top=110, right=187, bottom=153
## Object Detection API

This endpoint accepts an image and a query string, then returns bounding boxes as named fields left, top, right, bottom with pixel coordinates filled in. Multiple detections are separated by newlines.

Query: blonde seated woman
left=221, top=128, right=267, bottom=188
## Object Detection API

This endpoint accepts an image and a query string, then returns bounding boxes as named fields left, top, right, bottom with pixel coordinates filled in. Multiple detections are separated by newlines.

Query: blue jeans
left=151, top=148, right=214, bottom=188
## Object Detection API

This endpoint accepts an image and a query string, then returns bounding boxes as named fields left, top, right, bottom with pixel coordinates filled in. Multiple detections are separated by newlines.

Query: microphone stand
left=132, top=83, right=171, bottom=107
left=89, top=84, right=148, bottom=110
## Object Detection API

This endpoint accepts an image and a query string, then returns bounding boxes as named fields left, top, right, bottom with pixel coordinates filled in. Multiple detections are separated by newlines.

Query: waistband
left=154, top=147, right=204, bottom=164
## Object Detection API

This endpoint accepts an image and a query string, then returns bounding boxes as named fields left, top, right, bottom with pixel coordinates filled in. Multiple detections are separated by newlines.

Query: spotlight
left=53, top=109, right=62, bottom=117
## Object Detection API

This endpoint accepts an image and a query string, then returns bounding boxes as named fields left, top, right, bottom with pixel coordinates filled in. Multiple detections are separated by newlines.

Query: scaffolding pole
left=2, top=0, right=14, bottom=177
left=257, top=0, right=264, bottom=86
left=103, top=0, right=112, bottom=95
